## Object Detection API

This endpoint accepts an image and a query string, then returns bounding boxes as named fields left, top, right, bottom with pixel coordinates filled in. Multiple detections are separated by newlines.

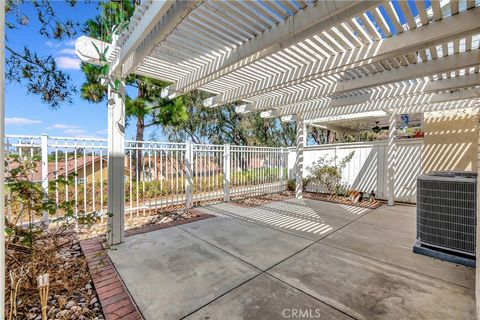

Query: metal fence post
left=185, top=142, right=193, bottom=209
left=41, top=134, right=49, bottom=221
left=223, top=144, right=231, bottom=202
left=280, top=147, right=285, bottom=190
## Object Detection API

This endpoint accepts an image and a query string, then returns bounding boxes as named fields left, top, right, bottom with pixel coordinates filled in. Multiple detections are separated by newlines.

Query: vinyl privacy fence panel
left=5, top=135, right=289, bottom=224
left=296, top=139, right=422, bottom=203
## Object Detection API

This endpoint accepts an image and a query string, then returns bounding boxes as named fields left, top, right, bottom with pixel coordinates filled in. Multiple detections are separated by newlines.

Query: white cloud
left=48, top=39, right=81, bottom=71
left=6, top=117, right=42, bottom=126
left=55, top=56, right=81, bottom=70
left=46, top=39, right=75, bottom=48
left=47, top=123, right=80, bottom=130
left=96, top=128, right=108, bottom=135
left=65, top=39, right=76, bottom=47
left=46, top=124, right=104, bottom=138
left=63, top=128, right=87, bottom=135
left=58, top=48, right=76, bottom=55
left=45, top=40, right=60, bottom=48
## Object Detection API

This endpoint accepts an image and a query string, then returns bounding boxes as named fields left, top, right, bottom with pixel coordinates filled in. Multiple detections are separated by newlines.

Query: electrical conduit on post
left=185, top=142, right=193, bottom=209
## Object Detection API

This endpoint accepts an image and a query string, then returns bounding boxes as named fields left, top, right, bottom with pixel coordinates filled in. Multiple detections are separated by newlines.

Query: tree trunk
left=310, top=127, right=322, bottom=145
left=135, top=115, right=145, bottom=178
left=135, top=84, right=145, bottom=177
left=327, top=130, right=333, bottom=144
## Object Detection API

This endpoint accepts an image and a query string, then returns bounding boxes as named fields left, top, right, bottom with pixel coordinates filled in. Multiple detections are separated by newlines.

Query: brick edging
left=80, top=239, right=143, bottom=320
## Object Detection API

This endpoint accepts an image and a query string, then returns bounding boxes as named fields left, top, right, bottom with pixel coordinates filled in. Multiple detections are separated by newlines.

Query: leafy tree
left=5, top=0, right=80, bottom=108
left=81, top=1, right=187, bottom=140
left=80, top=1, right=187, bottom=170
left=309, top=126, right=337, bottom=145
left=161, top=91, right=296, bottom=147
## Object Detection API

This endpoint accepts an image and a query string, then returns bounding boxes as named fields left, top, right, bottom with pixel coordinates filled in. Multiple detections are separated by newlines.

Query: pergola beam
left=261, top=74, right=480, bottom=117
left=75, top=36, right=116, bottom=66
left=118, top=1, right=200, bottom=77
left=207, top=7, right=480, bottom=107
left=300, top=93, right=480, bottom=124
left=246, top=49, right=480, bottom=111
left=163, top=0, right=382, bottom=98
left=278, top=100, right=478, bottom=124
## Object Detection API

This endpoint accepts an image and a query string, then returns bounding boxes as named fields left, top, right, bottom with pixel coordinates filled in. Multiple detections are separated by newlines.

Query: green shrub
left=287, top=179, right=295, bottom=191
left=306, top=152, right=354, bottom=195
left=287, top=177, right=311, bottom=191
left=5, top=155, right=100, bottom=247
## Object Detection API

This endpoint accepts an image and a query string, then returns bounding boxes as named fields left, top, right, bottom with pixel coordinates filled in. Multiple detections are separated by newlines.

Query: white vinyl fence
left=5, top=135, right=288, bottom=224
left=290, top=139, right=423, bottom=203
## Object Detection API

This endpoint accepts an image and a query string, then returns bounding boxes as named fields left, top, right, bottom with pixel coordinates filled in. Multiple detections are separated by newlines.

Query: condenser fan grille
left=417, top=173, right=476, bottom=256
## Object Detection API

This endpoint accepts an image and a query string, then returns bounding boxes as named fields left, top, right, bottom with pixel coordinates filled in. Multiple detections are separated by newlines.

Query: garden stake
left=9, top=266, right=27, bottom=320
left=37, top=273, right=49, bottom=320
left=8, top=270, right=15, bottom=320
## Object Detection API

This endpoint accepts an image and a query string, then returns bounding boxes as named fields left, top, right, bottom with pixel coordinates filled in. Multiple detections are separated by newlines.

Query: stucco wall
left=422, top=108, right=480, bottom=319
left=422, top=108, right=479, bottom=173
left=478, top=123, right=480, bottom=320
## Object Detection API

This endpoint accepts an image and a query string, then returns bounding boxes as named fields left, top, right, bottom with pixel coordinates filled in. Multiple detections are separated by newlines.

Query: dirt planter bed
left=231, top=191, right=294, bottom=208
left=5, top=233, right=105, bottom=320
left=303, top=191, right=381, bottom=209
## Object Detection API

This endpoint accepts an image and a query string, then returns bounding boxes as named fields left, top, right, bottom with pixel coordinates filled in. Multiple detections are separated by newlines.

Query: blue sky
left=5, top=1, right=146, bottom=140
left=3, top=0, right=453, bottom=140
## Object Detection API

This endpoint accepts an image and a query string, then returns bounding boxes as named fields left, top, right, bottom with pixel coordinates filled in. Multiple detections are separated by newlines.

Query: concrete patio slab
left=322, top=204, right=475, bottom=289
left=108, top=200, right=475, bottom=320
left=197, top=199, right=367, bottom=241
left=108, top=227, right=259, bottom=320
left=179, top=216, right=313, bottom=270
left=185, top=273, right=354, bottom=320
left=300, top=198, right=372, bottom=220
left=269, top=242, right=475, bottom=320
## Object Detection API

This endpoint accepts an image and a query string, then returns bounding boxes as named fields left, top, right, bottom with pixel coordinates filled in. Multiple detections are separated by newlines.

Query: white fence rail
left=291, top=139, right=423, bottom=203
left=5, top=135, right=288, bottom=224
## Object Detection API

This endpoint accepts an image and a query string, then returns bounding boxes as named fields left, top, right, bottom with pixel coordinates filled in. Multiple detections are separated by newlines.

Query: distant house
left=6, top=156, right=130, bottom=184
left=232, top=157, right=270, bottom=171
left=140, top=157, right=221, bottom=182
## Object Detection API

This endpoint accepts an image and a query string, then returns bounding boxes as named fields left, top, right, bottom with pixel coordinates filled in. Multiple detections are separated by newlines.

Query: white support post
left=223, top=144, right=231, bottom=202
left=296, top=117, right=306, bottom=199
left=107, top=80, right=125, bottom=245
left=185, top=142, right=193, bottom=209
left=387, top=111, right=396, bottom=206
left=0, top=3, right=6, bottom=319
left=41, top=134, right=49, bottom=221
